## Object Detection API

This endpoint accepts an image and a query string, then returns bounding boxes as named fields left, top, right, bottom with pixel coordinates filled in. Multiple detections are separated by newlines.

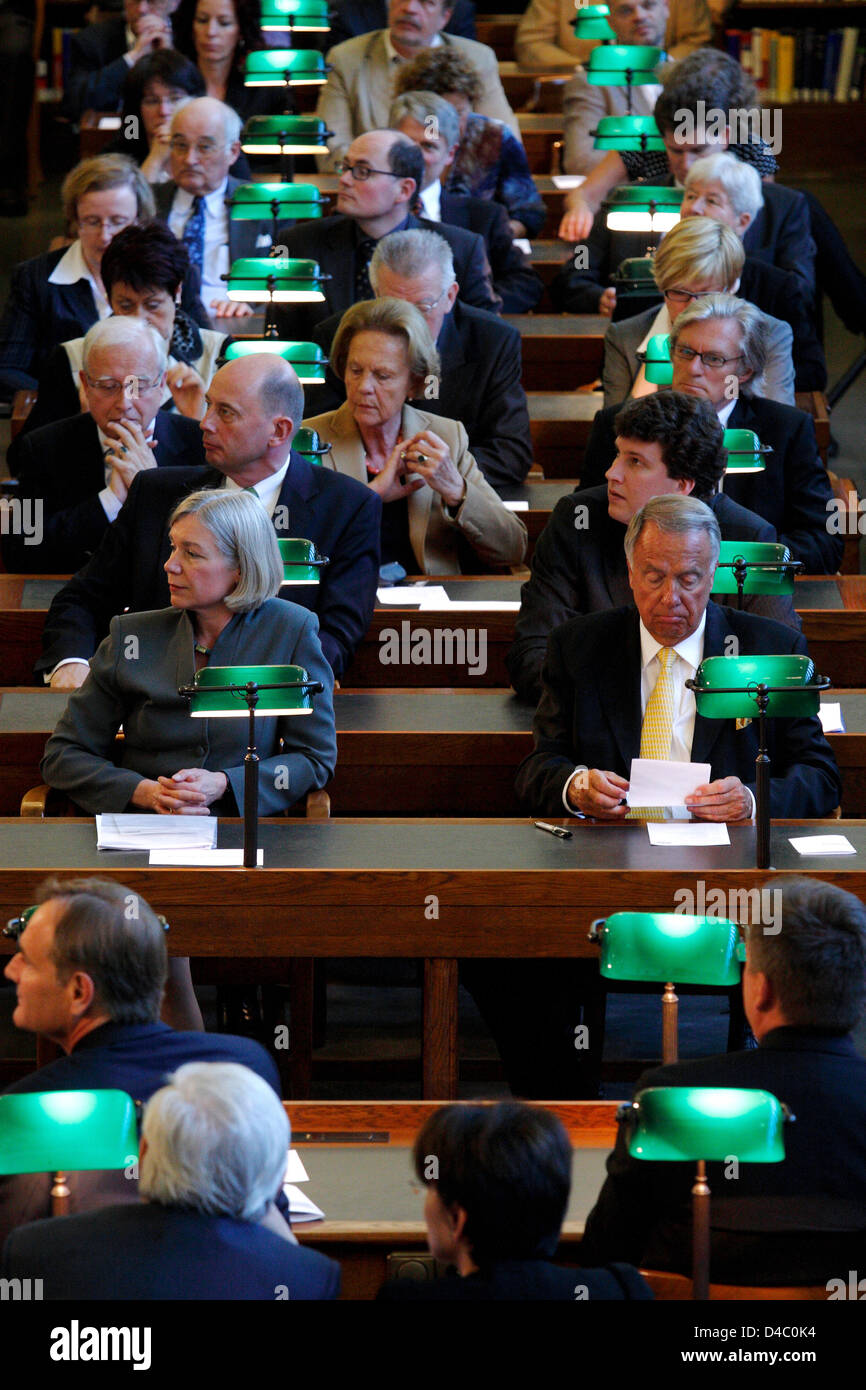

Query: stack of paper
left=96, top=814, right=217, bottom=851
left=283, top=1148, right=325, bottom=1223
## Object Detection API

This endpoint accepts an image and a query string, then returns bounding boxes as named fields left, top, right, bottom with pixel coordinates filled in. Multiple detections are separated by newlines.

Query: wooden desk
left=504, top=313, right=607, bottom=390
left=527, top=391, right=601, bottom=476
left=506, top=68, right=570, bottom=116
left=477, top=15, right=520, bottom=60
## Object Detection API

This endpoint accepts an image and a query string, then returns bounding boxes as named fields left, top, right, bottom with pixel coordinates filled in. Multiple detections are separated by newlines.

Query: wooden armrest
left=305, top=788, right=330, bottom=820
left=21, top=784, right=51, bottom=817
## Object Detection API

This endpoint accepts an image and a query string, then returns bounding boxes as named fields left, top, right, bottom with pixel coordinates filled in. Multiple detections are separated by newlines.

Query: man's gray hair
left=388, top=90, right=460, bottom=150
left=168, top=489, right=283, bottom=611
left=669, top=291, right=768, bottom=380
left=685, top=151, right=764, bottom=226
left=139, top=1062, right=290, bottom=1222
left=170, top=95, right=241, bottom=145
left=369, top=228, right=456, bottom=296
left=81, top=314, right=168, bottom=375
left=624, top=494, right=721, bottom=565
left=256, top=358, right=304, bottom=440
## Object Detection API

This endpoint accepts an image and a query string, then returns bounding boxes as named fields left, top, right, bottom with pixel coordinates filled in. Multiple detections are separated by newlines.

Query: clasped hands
left=367, top=429, right=466, bottom=509
left=566, top=769, right=754, bottom=822
left=131, top=768, right=228, bottom=815
left=104, top=420, right=158, bottom=502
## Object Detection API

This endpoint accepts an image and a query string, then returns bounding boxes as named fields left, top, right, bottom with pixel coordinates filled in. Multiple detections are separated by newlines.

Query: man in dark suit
left=378, top=1101, right=652, bottom=1301
left=307, top=228, right=532, bottom=492
left=328, top=0, right=476, bottom=48
left=581, top=297, right=842, bottom=575
left=36, top=353, right=380, bottom=688
left=64, top=0, right=179, bottom=120
left=580, top=877, right=866, bottom=1285
left=508, top=392, right=799, bottom=704
left=2, top=1059, right=340, bottom=1300
left=275, top=130, right=498, bottom=340
left=3, top=316, right=204, bottom=573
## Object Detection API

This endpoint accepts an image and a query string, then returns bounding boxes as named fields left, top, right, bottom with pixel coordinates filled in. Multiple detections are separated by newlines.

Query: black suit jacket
left=2, top=411, right=205, bottom=574
left=743, top=181, right=817, bottom=302
left=273, top=212, right=498, bottom=339
left=2, top=1203, right=341, bottom=1301
left=63, top=14, right=128, bottom=119
left=580, top=1028, right=866, bottom=1284
left=328, top=0, right=476, bottom=47
left=507, top=485, right=800, bottom=704
left=378, top=1258, right=652, bottom=1301
left=438, top=191, right=542, bottom=313
left=307, top=299, right=532, bottom=492
left=36, top=451, right=381, bottom=681
left=514, top=602, right=841, bottom=818
left=153, top=177, right=274, bottom=267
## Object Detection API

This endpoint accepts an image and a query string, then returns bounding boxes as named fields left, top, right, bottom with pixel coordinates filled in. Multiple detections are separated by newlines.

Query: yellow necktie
left=640, top=645, right=677, bottom=761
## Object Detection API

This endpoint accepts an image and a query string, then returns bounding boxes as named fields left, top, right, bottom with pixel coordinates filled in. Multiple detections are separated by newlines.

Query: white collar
left=639, top=611, right=706, bottom=675
left=48, top=240, right=94, bottom=287
left=172, top=178, right=229, bottom=213
left=716, top=397, right=738, bottom=429
left=637, top=302, right=672, bottom=356
left=222, top=458, right=290, bottom=509
left=384, top=28, right=442, bottom=61
left=419, top=181, right=441, bottom=221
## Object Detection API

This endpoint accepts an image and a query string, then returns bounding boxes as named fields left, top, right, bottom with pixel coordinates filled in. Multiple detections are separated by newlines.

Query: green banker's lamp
left=639, top=332, right=672, bottom=385
left=605, top=184, right=682, bottom=235
left=593, top=113, right=665, bottom=154
left=228, top=182, right=328, bottom=249
left=244, top=49, right=329, bottom=97
left=278, top=537, right=329, bottom=585
left=223, top=256, right=328, bottom=335
left=619, top=1086, right=790, bottom=1299
left=259, top=0, right=331, bottom=32
left=179, top=664, right=324, bottom=868
left=711, top=541, right=802, bottom=612
left=723, top=427, right=772, bottom=475
left=0, top=1089, right=138, bottom=1217
left=573, top=3, right=616, bottom=41
left=221, top=338, right=328, bottom=384
left=585, top=44, right=667, bottom=114
left=611, top=254, right=657, bottom=303
left=293, top=427, right=331, bottom=464
left=686, top=655, right=830, bottom=870
left=588, top=913, right=742, bottom=1064
left=241, top=116, right=332, bottom=179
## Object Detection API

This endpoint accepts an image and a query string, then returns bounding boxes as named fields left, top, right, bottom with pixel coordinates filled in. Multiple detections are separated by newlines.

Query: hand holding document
left=626, top=759, right=711, bottom=809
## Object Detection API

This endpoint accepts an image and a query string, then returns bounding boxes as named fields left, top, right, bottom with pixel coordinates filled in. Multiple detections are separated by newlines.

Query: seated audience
left=602, top=216, right=796, bottom=407
left=508, top=391, right=799, bottom=705
left=0, top=154, right=155, bottom=392
left=328, top=0, right=477, bottom=47
left=64, top=0, right=180, bottom=120
left=1, top=1062, right=341, bottom=1300
left=393, top=47, right=545, bottom=239
left=4, top=316, right=205, bottom=573
left=389, top=91, right=543, bottom=312
left=379, top=1102, right=653, bottom=1300
left=516, top=0, right=710, bottom=68
left=315, top=0, right=519, bottom=172
left=41, top=487, right=336, bottom=815
left=19, top=223, right=225, bottom=437
left=113, top=47, right=206, bottom=183
left=36, top=355, right=381, bottom=688
left=583, top=296, right=842, bottom=575
left=276, top=130, right=499, bottom=340
left=580, top=877, right=866, bottom=1285
left=172, top=0, right=287, bottom=122
left=309, top=229, right=533, bottom=492
left=303, top=298, right=527, bottom=574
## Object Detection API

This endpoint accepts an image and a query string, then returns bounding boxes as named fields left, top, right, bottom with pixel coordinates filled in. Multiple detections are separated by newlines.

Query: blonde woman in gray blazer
left=304, top=298, right=527, bottom=575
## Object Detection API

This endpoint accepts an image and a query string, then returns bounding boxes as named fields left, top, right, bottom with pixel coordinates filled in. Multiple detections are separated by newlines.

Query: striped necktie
left=629, top=645, right=677, bottom=821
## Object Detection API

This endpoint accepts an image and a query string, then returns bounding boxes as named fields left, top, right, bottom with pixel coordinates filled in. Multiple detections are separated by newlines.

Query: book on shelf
left=725, top=23, right=865, bottom=100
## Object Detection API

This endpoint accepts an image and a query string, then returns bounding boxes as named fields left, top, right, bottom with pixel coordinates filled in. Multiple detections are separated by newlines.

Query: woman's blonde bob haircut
left=61, top=153, right=155, bottom=231
left=652, top=216, right=745, bottom=294
left=330, top=297, right=441, bottom=387
left=168, top=489, right=283, bottom=612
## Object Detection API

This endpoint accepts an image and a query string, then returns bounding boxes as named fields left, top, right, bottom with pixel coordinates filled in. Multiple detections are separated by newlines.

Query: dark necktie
left=354, top=236, right=377, bottom=301
left=182, top=195, right=205, bottom=273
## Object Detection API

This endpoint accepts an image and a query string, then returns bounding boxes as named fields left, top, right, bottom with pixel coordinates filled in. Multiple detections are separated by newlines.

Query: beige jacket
left=515, top=0, right=712, bottom=68
left=562, top=70, right=658, bottom=173
left=303, top=400, right=527, bottom=574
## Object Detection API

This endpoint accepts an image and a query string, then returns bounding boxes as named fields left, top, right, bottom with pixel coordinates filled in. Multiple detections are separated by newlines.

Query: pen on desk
left=535, top=821, right=572, bottom=840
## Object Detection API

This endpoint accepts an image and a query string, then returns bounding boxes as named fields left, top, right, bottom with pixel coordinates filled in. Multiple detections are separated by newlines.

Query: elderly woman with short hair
left=303, top=298, right=527, bottom=574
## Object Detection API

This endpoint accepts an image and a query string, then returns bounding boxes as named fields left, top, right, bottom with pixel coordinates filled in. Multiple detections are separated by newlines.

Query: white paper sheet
left=148, top=848, right=263, bottom=866
left=552, top=174, right=586, bottom=189
left=788, top=835, right=856, bottom=857
left=285, top=1149, right=309, bottom=1184
left=646, top=823, right=731, bottom=847
left=445, top=600, right=521, bottom=611
left=503, top=499, right=529, bottom=512
left=513, top=237, right=532, bottom=255
left=376, top=585, right=449, bottom=608
left=283, top=1183, right=325, bottom=1222
left=626, top=758, right=711, bottom=809
left=819, top=702, right=846, bottom=733
left=97, top=116, right=122, bottom=130
left=96, top=814, right=217, bottom=851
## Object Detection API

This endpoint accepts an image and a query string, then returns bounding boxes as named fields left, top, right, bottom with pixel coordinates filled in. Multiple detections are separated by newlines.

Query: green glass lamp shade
left=612, top=255, right=657, bottom=296
left=294, top=426, right=330, bottom=462
left=642, top=332, right=672, bottom=385
left=241, top=115, right=332, bottom=155
left=0, top=1090, right=138, bottom=1175
left=188, top=665, right=316, bottom=717
left=690, top=654, right=824, bottom=720
left=278, top=537, right=329, bottom=585
left=723, top=428, right=771, bottom=474
left=573, top=4, right=616, bottom=40
left=605, top=184, right=682, bottom=233
left=586, top=43, right=666, bottom=85
left=624, top=1086, right=787, bottom=1163
left=222, top=339, right=327, bottom=383
left=225, top=257, right=326, bottom=303
left=594, top=115, right=665, bottom=152
left=260, top=0, right=330, bottom=30
left=592, top=912, right=741, bottom=986
left=228, top=183, right=325, bottom=221
left=244, top=49, right=329, bottom=86
left=711, top=541, right=796, bottom=598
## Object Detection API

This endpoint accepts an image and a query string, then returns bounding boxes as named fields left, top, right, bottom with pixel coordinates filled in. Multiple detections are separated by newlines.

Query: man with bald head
left=152, top=96, right=273, bottom=318
left=37, top=353, right=381, bottom=687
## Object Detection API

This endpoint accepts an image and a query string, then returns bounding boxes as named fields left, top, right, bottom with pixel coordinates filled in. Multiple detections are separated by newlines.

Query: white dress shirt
left=714, top=396, right=738, bottom=493
left=168, top=180, right=231, bottom=308
left=419, top=181, right=442, bottom=222
left=48, top=240, right=110, bottom=321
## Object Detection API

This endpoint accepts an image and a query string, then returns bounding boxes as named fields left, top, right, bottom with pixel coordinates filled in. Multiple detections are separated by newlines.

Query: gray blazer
left=602, top=304, right=796, bottom=410
left=41, top=600, right=337, bottom=816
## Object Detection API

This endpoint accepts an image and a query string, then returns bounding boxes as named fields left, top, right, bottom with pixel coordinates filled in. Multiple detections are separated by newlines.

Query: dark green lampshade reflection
left=643, top=332, right=672, bottom=385
left=222, top=339, right=327, bottom=383
left=612, top=255, right=657, bottom=296
left=188, top=665, right=316, bottom=717
left=593, top=913, right=741, bottom=986
left=605, top=184, right=682, bottom=233
left=625, top=1086, right=787, bottom=1163
left=241, top=115, right=332, bottom=155
left=723, top=428, right=771, bottom=474
left=228, top=183, right=325, bottom=221
left=711, top=541, right=796, bottom=597
left=574, top=4, right=616, bottom=39
left=594, top=114, right=665, bottom=151
left=244, top=49, right=329, bottom=86
left=278, top=537, right=329, bottom=585
left=586, top=43, right=666, bottom=85
left=294, top=426, right=330, bottom=462
left=225, top=257, right=326, bottom=303
left=690, top=654, right=823, bottom=719
left=0, top=1090, right=138, bottom=1175
left=260, top=0, right=330, bottom=30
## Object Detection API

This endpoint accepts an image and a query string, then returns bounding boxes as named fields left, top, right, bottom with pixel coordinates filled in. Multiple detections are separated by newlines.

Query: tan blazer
left=302, top=400, right=527, bottom=574
left=515, top=0, right=712, bottom=68
left=562, top=71, right=657, bottom=174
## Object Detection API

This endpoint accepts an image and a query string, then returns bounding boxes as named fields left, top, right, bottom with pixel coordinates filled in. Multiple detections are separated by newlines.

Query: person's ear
left=678, top=476, right=696, bottom=496
left=738, top=211, right=752, bottom=235
left=448, top=1202, right=469, bottom=1244
left=270, top=414, right=293, bottom=445
left=445, top=281, right=459, bottom=311
left=444, top=142, right=458, bottom=169
left=228, top=140, right=241, bottom=166
left=67, top=969, right=97, bottom=1019
left=749, top=967, right=774, bottom=1015
left=399, top=177, right=417, bottom=206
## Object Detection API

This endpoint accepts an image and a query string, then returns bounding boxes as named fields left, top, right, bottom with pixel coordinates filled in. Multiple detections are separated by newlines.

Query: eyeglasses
left=664, top=287, right=721, bottom=305
left=409, top=285, right=449, bottom=314
left=334, top=158, right=399, bottom=181
left=4, top=905, right=170, bottom=940
left=672, top=343, right=745, bottom=369
left=141, top=91, right=185, bottom=108
left=84, top=373, right=164, bottom=396
left=78, top=216, right=135, bottom=232
left=169, top=138, right=227, bottom=157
